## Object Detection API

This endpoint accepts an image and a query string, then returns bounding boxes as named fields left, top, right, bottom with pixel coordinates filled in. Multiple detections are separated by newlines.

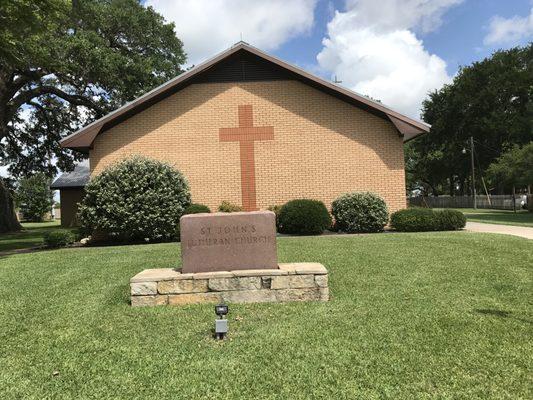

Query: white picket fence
left=408, top=195, right=528, bottom=210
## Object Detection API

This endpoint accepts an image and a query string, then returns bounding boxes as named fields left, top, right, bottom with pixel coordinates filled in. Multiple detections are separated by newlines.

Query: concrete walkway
left=465, top=222, right=533, bottom=240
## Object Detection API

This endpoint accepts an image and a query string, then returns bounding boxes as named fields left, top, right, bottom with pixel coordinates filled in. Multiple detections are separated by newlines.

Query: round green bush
left=184, top=203, right=210, bottom=214
left=390, top=208, right=437, bottom=232
left=78, top=156, right=191, bottom=242
left=331, top=192, right=389, bottom=233
left=390, top=208, right=466, bottom=232
left=278, top=199, right=331, bottom=235
left=43, top=229, right=75, bottom=248
left=436, top=209, right=466, bottom=230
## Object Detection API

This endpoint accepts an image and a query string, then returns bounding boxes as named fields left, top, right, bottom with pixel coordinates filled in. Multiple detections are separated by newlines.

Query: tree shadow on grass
left=475, top=309, right=511, bottom=317
left=474, top=309, right=532, bottom=324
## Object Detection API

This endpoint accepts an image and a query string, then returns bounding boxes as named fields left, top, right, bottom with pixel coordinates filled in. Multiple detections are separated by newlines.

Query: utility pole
left=470, top=136, right=477, bottom=209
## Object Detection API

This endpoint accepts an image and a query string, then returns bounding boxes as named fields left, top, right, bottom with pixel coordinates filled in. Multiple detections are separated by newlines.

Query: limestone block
left=319, top=287, right=330, bottom=301
left=130, top=282, right=157, bottom=295
left=191, top=271, right=234, bottom=280
left=130, top=268, right=189, bottom=283
left=208, top=276, right=261, bottom=291
left=278, top=263, right=297, bottom=275
left=168, top=292, right=222, bottom=305
left=131, top=295, right=168, bottom=307
left=315, top=275, right=328, bottom=288
left=158, top=279, right=208, bottom=294
left=271, top=275, right=316, bottom=290
left=275, top=288, right=320, bottom=302
left=294, top=263, right=327, bottom=275
left=232, top=268, right=286, bottom=277
left=221, top=289, right=277, bottom=303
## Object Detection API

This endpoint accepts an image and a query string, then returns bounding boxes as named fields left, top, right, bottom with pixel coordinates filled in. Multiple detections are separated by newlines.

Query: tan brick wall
left=90, top=80, right=406, bottom=213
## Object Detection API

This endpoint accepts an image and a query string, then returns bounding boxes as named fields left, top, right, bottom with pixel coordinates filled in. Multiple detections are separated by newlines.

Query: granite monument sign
left=180, top=211, right=278, bottom=273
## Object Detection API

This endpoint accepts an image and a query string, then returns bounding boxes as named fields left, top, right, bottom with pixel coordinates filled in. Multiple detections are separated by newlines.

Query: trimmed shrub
left=389, top=208, right=437, bottom=232
left=78, top=156, right=191, bottom=243
left=218, top=201, right=243, bottom=212
left=436, top=209, right=466, bottom=230
left=184, top=203, right=210, bottom=214
left=43, top=229, right=75, bottom=248
left=278, top=199, right=331, bottom=235
left=390, top=208, right=466, bottom=232
left=331, top=192, right=389, bottom=233
left=267, top=205, right=282, bottom=230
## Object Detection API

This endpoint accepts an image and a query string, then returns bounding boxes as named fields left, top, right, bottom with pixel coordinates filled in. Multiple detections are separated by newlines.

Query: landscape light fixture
left=214, top=303, right=229, bottom=340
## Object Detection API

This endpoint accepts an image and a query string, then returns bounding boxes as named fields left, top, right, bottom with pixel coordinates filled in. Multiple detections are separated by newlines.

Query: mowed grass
left=443, top=208, right=533, bottom=227
left=0, top=220, right=66, bottom=253
left=0, top=232, right=531, bottom=399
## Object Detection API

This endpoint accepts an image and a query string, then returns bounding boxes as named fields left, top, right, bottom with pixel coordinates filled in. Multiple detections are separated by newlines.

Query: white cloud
left=146, top=0, right=317, bottom=65
left=344, top=0, right=462, bottom=33
left=317, top=0, right=462, bottom=119
left=484, top=7, right=533, bottom=45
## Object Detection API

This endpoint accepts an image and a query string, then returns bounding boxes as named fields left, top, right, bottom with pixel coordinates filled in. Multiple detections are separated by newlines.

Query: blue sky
left=148, top=0, right=533, bottom=118
left=3, top=0, right=532, bottom=179
left=276, top=0, right=532, bottom=76
left=419, top=0, right=532, bottom=74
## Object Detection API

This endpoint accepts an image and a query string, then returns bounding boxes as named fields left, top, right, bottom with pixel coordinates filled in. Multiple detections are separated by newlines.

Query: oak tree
left=0, top=0, right=186, bottom=231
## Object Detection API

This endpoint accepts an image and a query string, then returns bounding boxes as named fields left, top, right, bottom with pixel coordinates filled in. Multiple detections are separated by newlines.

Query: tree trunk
left=0, top=178, right=22, bottom=233
left=449, top=175, right=454, bottom=196
left=512, top=185, right=516, bottom=213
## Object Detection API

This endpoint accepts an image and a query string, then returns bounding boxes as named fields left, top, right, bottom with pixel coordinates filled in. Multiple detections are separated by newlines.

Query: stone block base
left=130, top=263, right=329, bottom=306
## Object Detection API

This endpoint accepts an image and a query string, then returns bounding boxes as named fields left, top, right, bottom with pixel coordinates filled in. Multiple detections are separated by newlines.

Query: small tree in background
left=487, top=142, right=533, bottom=197
left=78, top=157, right=191, bottom=242
left=16, top=174, right=53, bottom=222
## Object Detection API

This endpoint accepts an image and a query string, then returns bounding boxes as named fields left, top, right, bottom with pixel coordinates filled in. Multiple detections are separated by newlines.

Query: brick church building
left=54, top=42, right=429, bottom=226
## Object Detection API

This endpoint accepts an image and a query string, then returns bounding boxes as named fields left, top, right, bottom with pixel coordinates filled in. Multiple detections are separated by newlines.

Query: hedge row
left=390, top=208, right=466, bottom=232
left=72, top=157, right=466, bottom=244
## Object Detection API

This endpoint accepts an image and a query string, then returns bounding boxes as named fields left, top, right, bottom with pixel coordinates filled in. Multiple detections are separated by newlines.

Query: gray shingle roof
left=51, top=161, right=90, bottom=189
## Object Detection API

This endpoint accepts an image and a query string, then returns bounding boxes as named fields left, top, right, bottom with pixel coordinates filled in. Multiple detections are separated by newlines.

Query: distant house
left=54, top=42, right=429, bottom=226
left=51, top=161, right=89, bottom=227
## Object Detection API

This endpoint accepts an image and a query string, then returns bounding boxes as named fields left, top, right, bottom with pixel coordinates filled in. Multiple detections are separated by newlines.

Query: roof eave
left=50, top=185, right=86, bottom=190
left=387, top=115, right=430, bottom=142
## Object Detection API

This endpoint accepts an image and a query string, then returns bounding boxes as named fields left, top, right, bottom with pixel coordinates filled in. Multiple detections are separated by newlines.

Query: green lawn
left=0, top=220, right=68, bottom=253
left=0, top=233, right=531, bottom=399
left=443, top=208, right=533, bottom=227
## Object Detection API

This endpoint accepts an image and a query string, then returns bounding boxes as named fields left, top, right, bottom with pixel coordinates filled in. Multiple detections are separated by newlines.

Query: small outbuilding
left=51, top=161, right=89, bottom=227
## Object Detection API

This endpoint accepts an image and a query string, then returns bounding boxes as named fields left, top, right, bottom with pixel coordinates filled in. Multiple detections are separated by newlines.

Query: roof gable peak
left=60, top=43, right=429, bottom=151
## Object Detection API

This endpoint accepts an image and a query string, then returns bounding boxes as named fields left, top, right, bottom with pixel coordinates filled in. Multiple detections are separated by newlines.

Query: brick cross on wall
left=219, top=105, right=274, bottom=211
